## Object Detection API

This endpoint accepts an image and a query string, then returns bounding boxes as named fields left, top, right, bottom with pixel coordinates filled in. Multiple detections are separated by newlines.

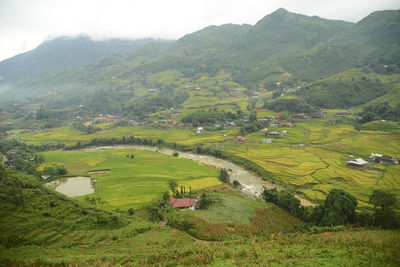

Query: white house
left=347, top=158, right=368, bottom=167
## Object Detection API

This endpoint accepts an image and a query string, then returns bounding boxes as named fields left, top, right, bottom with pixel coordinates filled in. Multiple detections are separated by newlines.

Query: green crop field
left=8, top=118, right=400, bottom=208
left=226, top=120, right=400, bottom=206
left=39, top=148, right=220, bottom=210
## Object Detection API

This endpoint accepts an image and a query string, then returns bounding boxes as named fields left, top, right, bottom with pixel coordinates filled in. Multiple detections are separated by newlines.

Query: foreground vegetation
left=1, top=168, right=399, bottom=266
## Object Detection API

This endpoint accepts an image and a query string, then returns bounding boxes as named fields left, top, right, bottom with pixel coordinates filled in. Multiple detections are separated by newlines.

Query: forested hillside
left=0, top=9, right=399, bottom=116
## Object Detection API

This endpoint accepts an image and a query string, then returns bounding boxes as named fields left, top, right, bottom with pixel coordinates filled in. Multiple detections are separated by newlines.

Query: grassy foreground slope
left=39, top=148, right=220, bottom=209
left=1, top=172, right=399, bottom=266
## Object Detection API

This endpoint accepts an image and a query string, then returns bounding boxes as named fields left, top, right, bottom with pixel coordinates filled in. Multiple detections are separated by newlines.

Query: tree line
left=262, top=187, right=399, bottom=229
left=358, top=102, right=400, bottom=124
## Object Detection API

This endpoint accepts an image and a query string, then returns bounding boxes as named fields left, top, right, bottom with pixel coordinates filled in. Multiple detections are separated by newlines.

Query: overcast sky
left=0, top=0, right=399, bottom=61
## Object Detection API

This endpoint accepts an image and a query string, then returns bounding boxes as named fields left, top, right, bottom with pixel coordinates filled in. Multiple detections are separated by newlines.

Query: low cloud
left=0, top=0, right=399, bottom=61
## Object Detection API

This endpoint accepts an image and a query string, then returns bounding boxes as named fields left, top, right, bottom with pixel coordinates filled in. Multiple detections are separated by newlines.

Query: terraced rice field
left=228, top=120, right=400, bottom=206
left=12, top=119, right=400, bottom=207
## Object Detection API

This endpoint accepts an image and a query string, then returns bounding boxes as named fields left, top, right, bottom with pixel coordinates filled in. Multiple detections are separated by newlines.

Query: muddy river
left=48, top=145, right=314, bottom=206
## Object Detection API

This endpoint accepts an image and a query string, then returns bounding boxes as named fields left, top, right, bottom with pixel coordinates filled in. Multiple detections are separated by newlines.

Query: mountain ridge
left=0, top=8, right=398, bottom=109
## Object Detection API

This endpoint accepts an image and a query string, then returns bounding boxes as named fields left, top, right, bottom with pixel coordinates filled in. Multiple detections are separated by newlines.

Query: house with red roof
left=236, top=136, right=245, bottom=142
left=168, top=197, right=199, bottom=210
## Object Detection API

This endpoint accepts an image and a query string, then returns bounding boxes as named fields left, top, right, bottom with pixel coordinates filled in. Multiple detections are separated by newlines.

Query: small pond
left=46, top=176, right=94, bottom=197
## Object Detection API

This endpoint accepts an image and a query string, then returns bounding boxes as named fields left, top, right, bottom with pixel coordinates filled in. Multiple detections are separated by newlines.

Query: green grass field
left=39, top=148, right=220, bottom=209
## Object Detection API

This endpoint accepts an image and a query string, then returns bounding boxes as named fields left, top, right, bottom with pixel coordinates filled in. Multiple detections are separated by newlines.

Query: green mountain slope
left=233, top=8, right=353, bottom=63
left=0, top=35, right=155, bottom=83
left=300, top=69, right=390, bottom=108
left=0, top=9, right=399, bottom=111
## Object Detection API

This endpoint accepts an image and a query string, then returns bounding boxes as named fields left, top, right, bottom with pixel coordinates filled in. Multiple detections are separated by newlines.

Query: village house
left=236, top=136, right=245, bottom=142
left=266, top=131, right=282, bottom=138
left=370, top=153, right=399, bottom=164
left=295, top=113, right=310, bottom=120
left=168, top=197, right=199, bottom=210
left=261, top=139, right=272, bottom=144
left=280, top=122, right=295, bottom=128
left=347, top=158, right=368, bottom=168
left=161, top=123, right=171, bottom=129
left=312, top=111, right=327, bottom=118
left=380, top=155, right=398, bottom=164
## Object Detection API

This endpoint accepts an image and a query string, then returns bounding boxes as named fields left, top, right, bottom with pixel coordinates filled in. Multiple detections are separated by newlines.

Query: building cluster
left=347, top=153, right=399, bottom=168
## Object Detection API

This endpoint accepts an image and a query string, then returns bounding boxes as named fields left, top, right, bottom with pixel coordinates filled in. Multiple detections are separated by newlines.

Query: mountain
left=175, top=23, right=251, bottom=56
left=0, top=35, right=156, bottom=85
left=0, top=8, right=399, bottom=109
left=240, top=9, right=400, bottom=86
left=232, top=8, right=353, bottom=63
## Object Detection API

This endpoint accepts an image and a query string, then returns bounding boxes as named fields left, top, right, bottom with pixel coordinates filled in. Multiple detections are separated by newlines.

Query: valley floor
left=7, top=119, right=400, bottom=208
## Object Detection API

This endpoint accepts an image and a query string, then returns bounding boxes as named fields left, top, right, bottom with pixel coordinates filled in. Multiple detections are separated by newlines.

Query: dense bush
left=263, top=98, right=318, bottom=114
left=261, top=187, right=391, bottom=229
left=240, top=120, right=268, bottom=135
left=318, top=189, right=357, bottom=226
left=369, top=189, right=399, bottom=229
left=218, top=168, right=229, bottom=183
left=301, top=76, right=388, bottom=108
left=198, top=192, right=212, bottom=209
left=262, top=188, right=304, bottom=219
left=42, top=166, right=68, bottom=176
left=182, top=110, right=225, bottom=125
left=73, top=124, right=101, bottom=134
left=358, top=102, right=400, bottom=124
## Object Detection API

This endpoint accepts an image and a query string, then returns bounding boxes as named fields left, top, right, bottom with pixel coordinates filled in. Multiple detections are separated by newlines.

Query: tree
left=369, top=189, right=396, bottom=212
left=57, top=166, right=67, bottom=175
left=167, top=179, right=178, bottom=196
left=172, top=152, right=179, bottom=157
left=199, top=192, right=212, bottom=209
left=127, top=208, right=135, bottom=216
left=319, top=189, right=357, bottom=226
left=130, top=154, right=134, bottom=159
left=369, top=189, right=398, bottom=229
left=249, top=112, right=257, bottom=123
left=218, top=168, right=229, bottom=183
left=277, top=190, right=302, bottom=217
left=262, top=187, right=279, bottom=204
